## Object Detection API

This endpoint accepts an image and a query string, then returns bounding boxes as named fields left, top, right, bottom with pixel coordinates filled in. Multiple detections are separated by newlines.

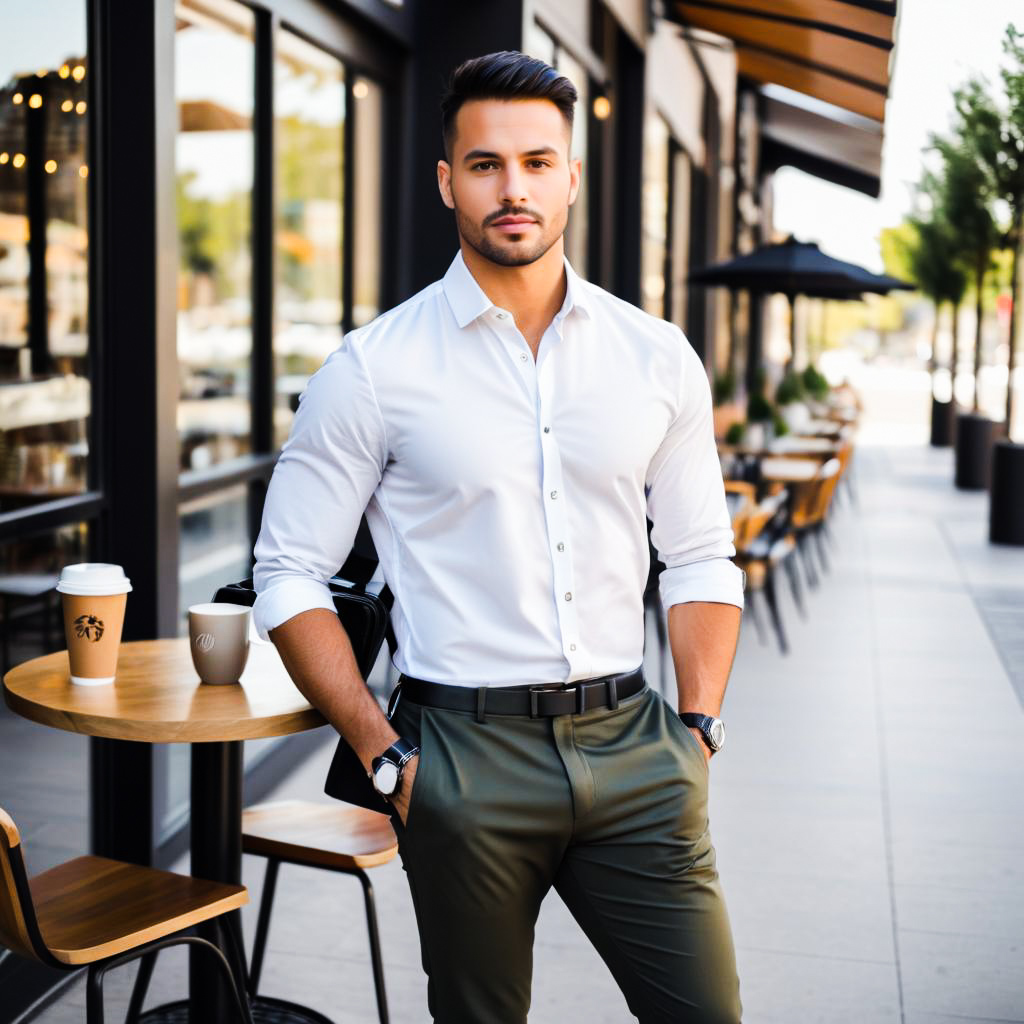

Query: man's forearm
left=269, top=607, right=398, bottom=771
left=667, top=601, right=741, bottom=717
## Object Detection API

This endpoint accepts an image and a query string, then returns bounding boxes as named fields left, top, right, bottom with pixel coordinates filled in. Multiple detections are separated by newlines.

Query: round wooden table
left=3, top=637, right=328, bottom=1024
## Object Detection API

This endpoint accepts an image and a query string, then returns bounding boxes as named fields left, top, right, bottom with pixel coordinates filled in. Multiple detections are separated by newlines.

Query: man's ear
left=437, top=160, right=455, bottom=209
left=567, top=155, right=582, bottom=207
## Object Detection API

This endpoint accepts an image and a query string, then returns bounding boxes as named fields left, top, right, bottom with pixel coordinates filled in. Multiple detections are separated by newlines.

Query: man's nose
left=498, top=167, right=528, bottom=204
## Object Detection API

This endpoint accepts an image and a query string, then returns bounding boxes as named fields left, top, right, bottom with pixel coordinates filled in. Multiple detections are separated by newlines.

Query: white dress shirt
left=253, top=251, right=743, bottom=687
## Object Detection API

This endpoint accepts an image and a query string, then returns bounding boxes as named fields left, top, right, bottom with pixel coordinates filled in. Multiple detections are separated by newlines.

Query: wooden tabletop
left=2, top=637, right=327, bottom=743
left=759, top=457, right=820, bottom=483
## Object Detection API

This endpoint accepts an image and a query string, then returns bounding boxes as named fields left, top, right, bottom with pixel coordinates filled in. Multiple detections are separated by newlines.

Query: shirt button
left=519, top=353, right=528, bottom=362
left=557, top=542, right=565, bottom=552
left=550, top=490, right=558, bottom=499
left=543, top=426, right=550, bottom=433
left=496, top=311, right=508, bottom=320
left=570, top=643, right=577, bottom=651
left=564, top=592, right=572, bottom=601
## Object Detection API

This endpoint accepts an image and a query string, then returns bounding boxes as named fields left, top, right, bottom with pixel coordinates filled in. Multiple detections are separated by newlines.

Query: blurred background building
left=0, top=0, right=901, bottom=1014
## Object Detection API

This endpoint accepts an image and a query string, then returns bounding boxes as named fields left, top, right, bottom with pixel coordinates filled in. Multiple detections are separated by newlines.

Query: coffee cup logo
left=73, top=614, right=105, bottom=643
left=195, top=632, right=216, bottom=653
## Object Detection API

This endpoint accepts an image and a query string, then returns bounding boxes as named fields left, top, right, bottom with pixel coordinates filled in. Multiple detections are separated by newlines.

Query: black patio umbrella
left=688, top=235, right=914, bottom=368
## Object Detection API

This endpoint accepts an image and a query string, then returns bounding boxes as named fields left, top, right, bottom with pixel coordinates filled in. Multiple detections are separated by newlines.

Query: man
left=254, top=50, right=743, bottom=1023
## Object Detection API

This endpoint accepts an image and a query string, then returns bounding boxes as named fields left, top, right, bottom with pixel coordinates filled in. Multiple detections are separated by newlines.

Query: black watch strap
left=371, top=737, right=419, bottom=774
left=679, top=712, right=724, bottom=751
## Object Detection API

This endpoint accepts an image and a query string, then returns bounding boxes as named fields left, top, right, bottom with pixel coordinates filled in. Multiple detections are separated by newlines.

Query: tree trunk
left=929, top=300, right=940, bottom=378
left=952, top=299, right=961, bottom=407
left=973, top=262, right=985, bottom=413
left=1005, top=225, right=1022, bottom=441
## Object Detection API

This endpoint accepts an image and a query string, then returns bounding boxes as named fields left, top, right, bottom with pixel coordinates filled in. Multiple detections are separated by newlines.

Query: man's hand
left=688, top=726, right=712, bottom=763
left=388, top=753, right=419, bottom=826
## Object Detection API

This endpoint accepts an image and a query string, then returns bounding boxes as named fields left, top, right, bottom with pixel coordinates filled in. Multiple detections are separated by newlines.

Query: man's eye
left=472, top=161, right=497, bottom=171
left=527, top=160, right=550, bottom=169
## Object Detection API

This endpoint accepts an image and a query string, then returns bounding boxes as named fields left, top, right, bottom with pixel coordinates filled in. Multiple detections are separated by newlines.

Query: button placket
left=536, top=343, right=580, bottom=668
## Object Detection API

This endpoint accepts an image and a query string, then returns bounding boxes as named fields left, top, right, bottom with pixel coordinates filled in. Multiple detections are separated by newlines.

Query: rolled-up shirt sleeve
left=645, top=329, right=745, bottom=612
left=252, top=334, right=387, bottom=639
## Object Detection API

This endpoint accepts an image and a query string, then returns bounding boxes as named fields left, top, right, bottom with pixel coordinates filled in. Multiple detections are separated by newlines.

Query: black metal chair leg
left=797, top=535, right=819, bottom=589
left=744, top=588, right=769, bottom=644
left=783, top=556, right=807, bottom=620
left=763, top=569, right=789, bottom=655
left=249, top=856, right=280, bottom=997
left=125, top=950, right=157, bottom=1023
left=86, top=963, right=106, bottom=1024
left=196, top=933, right=255, bottom=1024
left=813, top=526, right=831, bottom=573
left=354, top=869, right=390, bottom=1024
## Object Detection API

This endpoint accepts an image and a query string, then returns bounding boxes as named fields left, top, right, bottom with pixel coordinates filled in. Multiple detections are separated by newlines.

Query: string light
left=12, top=154, right=25, bottom=169
left=12, top=93, right=23, bottom=105
left=593, top=95, right=611, bottom=120
left=353, top=80, right=369, bottom=100
left=62, top=99, right=73, bottom=112
left=44, top=160, right=57, bottom=174
left=59, top=64, right=71, bottom=79
left=0, top=153, right=8, bottom=165
left=72, top=66, right=86, bottom=82
left=76, top=100, right=86, bottom=115
left=28, top=94, right=43, bottom=109
left=36, top=69, right=48, bottom=78
left=79, top=165, right=88, bottom=178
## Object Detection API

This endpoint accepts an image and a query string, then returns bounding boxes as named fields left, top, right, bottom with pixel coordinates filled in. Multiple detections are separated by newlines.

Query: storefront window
left=641, top=113, right=670, bottom=317
left=0, top=2, right=90, bottom=511
left=0, top=520, right=88, bottom=676
left=353, top=76, right=383, bottom=329
left=175, top=0, right=255, bottom=473
left=178, top=483, right=252, bottom=629
left=273, top=30, right=345, bottom=446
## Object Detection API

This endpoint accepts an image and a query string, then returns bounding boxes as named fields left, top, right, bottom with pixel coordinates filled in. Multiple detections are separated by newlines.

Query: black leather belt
left=397, top=668, right=645, bottom=719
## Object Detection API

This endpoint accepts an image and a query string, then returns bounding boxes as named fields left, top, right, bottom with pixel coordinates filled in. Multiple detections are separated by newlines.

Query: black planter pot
left=930, top=397, right=956, bottom=447
left=989, top=440, right=1024, bottom=545
left=954, top=413, right=995, bottom=490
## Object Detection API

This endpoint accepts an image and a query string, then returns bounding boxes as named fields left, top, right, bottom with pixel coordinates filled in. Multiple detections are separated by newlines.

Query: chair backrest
left=810, top=458, right=843, bottom=522
left=0, top=807, right=54, bottom=964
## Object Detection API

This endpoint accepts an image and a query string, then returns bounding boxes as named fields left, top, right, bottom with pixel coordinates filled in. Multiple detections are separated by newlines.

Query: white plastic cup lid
left=56, top=563, right=133, bottom=596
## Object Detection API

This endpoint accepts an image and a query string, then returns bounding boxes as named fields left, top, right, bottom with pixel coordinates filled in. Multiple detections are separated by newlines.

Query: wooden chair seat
left=242, top=800, right=398, bottom=872
left=30, top=855, right=248, bottom=966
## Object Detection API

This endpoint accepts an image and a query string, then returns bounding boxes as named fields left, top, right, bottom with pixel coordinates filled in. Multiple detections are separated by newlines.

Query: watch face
left=374, top=761, right=399, bottom=795
left=709, top=719, right=726, bottom=751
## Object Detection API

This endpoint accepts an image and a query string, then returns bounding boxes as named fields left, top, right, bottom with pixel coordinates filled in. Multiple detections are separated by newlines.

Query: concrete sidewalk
left=38, top=441, right=1024, bottom=1023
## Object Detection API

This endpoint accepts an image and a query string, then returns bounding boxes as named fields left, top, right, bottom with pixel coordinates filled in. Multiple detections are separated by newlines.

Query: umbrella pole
left=787, top=293, right=798, bottom=372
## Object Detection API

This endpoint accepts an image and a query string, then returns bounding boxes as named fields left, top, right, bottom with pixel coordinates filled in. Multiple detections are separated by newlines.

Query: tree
left=933, top=108, right=1001, bottom=412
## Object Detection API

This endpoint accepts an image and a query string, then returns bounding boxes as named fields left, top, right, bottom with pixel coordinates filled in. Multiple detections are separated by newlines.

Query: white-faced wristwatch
left=679, top=712, right=726, bottom=753
left=370, top=738, right=419, bottom=797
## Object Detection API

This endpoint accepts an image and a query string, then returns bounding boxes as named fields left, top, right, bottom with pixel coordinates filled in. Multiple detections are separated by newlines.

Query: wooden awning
left=668, top=1, right=897, bottom=123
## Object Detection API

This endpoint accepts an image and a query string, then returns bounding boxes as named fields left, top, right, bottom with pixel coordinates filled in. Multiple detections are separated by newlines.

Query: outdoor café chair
left=242, top=798, right=398, bottom=1024
left=791, top=457, right=843, bottom=581
left=0, top=806, right=252, bottom=1024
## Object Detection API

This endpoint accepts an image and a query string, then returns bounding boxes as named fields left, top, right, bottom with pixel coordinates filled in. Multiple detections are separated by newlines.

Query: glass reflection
left=273, top=31, right=345, bottom=446
left=0, top=2, right=90, bottom=511
left=175, top=0, right=255, bottom=473
left=642, top=114, right=669, bottom=317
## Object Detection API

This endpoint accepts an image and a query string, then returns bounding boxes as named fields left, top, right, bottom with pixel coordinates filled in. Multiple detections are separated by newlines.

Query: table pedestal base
left=140, top=996, right=336, bottom=1024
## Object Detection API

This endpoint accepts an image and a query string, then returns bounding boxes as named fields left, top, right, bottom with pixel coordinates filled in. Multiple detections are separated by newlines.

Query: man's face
left=438, top=98, right=581, bottom=268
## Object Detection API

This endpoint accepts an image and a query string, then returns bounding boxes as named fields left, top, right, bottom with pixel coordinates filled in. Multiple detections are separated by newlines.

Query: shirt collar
left=442, top=250, right=594, bottom=329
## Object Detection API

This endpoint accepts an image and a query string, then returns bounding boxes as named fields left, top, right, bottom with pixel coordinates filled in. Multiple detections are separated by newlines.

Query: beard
left=453, top=197, right=569, bottom=268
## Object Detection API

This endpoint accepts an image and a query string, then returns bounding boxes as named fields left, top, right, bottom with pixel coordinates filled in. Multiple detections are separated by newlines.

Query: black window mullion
left=251, top=8, right=275, bottom=459
left=341, top=74, right=355, bottom=337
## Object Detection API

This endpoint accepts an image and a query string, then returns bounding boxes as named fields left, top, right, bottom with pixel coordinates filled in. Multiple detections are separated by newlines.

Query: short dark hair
left=440, top=50, right=578, bottom=159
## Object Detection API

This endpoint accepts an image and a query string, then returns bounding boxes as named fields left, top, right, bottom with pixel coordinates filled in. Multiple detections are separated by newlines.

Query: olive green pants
left=389, top=684, right=741, bottom=1023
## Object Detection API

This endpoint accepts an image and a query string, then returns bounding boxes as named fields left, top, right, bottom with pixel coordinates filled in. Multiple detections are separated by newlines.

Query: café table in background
left=3, top=637, right=328, bottom=1023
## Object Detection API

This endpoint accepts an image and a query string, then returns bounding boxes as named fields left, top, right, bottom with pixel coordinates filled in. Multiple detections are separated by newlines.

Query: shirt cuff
left=659, top=559, right=746, bottom=612
left=253, top=578, right=338, bottom=640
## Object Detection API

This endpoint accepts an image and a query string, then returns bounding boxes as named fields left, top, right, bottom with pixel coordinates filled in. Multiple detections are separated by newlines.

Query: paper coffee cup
left=57, top=563, right=132, bottom=686
left=188, top=603, right=250, bottom=685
